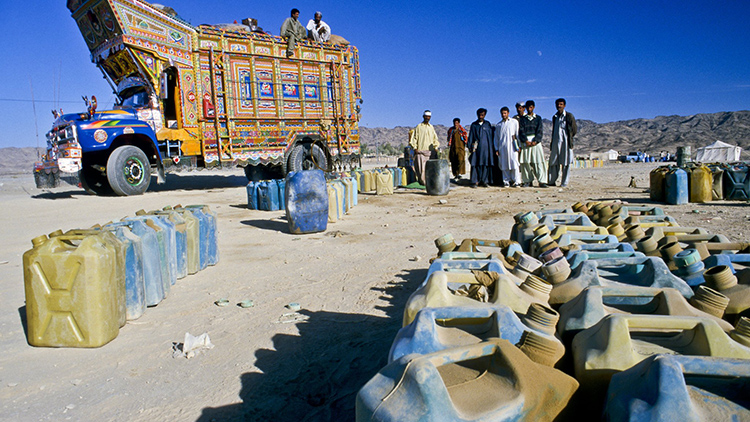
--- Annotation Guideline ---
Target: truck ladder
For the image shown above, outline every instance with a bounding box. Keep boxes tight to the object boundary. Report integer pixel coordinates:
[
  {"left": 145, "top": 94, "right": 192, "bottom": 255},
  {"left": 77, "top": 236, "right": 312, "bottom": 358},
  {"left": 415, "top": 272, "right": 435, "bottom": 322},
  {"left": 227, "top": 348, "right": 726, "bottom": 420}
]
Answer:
[
  {"left": 208, "top": 47, "right": 233, "bottom": 164},
  {"left": 329, "top": 61, "right": 349, "bottom": 155}
]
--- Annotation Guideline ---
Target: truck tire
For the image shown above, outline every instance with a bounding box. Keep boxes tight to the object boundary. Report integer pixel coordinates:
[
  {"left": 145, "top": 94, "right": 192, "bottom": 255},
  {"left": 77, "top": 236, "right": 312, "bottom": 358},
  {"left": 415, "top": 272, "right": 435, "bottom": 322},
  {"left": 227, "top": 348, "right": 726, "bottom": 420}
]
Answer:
[
  {"left": 287, "top": 143, "right": 328, "bottom": 173},
  {"left": 79, "top": 159, "right": 113, "bottom": 196},
  {"left": 106, "top": 145, "right": 151, "bottom": 196}
]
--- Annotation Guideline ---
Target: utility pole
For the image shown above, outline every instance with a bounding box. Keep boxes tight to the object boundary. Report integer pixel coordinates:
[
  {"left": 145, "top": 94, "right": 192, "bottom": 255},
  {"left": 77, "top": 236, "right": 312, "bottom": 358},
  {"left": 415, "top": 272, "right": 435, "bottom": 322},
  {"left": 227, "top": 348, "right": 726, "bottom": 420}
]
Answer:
[{"left": 29, "top": 78, "right": 40, "bottom": 159}]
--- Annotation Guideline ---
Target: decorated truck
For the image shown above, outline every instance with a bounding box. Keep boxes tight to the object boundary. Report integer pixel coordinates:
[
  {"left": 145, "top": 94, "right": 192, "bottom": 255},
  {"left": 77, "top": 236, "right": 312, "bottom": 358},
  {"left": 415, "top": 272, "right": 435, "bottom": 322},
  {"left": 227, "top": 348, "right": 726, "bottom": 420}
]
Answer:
[{"left": 34, "top": 0, "right": 362, "bottom": 195}]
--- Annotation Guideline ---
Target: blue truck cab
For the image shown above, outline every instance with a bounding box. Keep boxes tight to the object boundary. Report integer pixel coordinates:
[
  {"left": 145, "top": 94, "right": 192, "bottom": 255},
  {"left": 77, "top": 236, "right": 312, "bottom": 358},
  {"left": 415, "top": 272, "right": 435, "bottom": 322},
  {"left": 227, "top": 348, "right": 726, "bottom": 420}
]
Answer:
[{"left": 36, "top": 76, "right": 165, "bottom": 195}]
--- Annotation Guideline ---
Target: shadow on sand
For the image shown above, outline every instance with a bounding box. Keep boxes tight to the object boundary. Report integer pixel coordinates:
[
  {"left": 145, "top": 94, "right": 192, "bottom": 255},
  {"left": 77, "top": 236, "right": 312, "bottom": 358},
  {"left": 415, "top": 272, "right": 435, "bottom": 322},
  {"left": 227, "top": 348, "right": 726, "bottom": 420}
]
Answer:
[
  {"left": 149, "top": 173, "right": 248, "bottom": 192},
  {"left": 31, "top": 173, "right": 248, "bottom": 199},
  {"left": 240, "top": 219, "right": 288, "bottom": 233},
  {"left": 195, "top": 268, "right": 427, "bottom": 421}
]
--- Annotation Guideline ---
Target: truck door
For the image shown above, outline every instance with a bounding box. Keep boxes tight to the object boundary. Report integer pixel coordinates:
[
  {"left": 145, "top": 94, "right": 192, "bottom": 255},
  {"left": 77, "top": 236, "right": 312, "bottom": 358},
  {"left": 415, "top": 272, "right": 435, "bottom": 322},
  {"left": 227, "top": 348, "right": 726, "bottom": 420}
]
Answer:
[{"left": 160, "top": 67, "right": 181, "bottom": 128}]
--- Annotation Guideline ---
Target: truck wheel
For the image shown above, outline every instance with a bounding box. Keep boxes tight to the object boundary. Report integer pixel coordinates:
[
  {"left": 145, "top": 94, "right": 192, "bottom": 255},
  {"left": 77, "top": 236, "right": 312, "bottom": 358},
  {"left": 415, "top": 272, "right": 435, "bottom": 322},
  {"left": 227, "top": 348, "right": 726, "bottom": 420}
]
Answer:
[
  {"left": 79, "top": 160, "right": 113, "bottom": 196},
  {"left": 106, "top": 145, "right": 151, "bottom": 196},
  {"left": 287, "top": 143, "right": 328, "bottom": 173}
]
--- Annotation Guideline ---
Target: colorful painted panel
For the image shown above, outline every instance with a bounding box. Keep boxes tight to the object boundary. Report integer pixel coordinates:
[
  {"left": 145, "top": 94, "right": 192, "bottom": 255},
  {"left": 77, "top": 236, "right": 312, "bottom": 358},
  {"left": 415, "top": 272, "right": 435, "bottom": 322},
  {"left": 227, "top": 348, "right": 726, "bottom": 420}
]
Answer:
[
  {"left": 283, "top": 101, "right": 302, "bottom": 118},
  {"left": 93, "top": 1, "right": 118, "bottom": 37},
  {"left": 280, "top": 71, "right": 297, "bottom": 82},
  {"left": 133, "top": 50, "right": 158, "bottom": 78},
  {"left": 304, "top": 102, "right": 323, "bottom": 118},
  {"left": 100, "top": 50, "right": 139, "bottom": 83},
  {"left": 258, "top": 101, "right": 276, "bottom": 117},
  {"left": 76, "top": 14, "right": 98, "bottom": 49},
  {"left": 303, "top": 85, "right": 319, "bottom": 100},
  {"left": 255, "top": 60, "right": 275, "bottom": 101},
  {"left": 121, "top": 35, "right": 192, "bottom": 66},
  {"left": 254, "top": 45, "right": 272, "bottom": 55},
  {"left": 230, "top": 60, "right": 255, "bottom": 117},
  {"left": 230, "top": 43, "right": 248, "bottom": 53},
  {"left": 113, "top": 1, "right": 191, "bottom": 50},
  {"left": 259, "top": 82, "right": 274, "bottom": 99},
  {"left": 180, "top": 69, "right": 198, "bottom": 127},
  {"left": 282, "top": 84, "right": 300, "bottom": 99}
]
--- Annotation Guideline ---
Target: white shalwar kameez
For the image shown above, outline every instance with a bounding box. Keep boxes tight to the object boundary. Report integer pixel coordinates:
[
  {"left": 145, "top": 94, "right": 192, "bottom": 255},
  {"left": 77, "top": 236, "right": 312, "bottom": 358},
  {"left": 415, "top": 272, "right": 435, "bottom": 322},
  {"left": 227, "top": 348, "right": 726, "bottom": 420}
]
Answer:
[{"left": 493, "top": 118, "right": 521, "bottom": 186}]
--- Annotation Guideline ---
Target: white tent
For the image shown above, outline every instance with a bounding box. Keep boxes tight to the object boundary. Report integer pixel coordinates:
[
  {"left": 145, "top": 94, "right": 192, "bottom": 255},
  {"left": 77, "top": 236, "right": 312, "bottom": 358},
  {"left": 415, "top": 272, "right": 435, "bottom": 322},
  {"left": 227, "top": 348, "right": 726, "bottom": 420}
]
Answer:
[
  {"left": 589, "top": 150, "right": 619, "bottom": 161},
  {"left": 605, "top": 149, "right": 619, "bottom": 161},
  {"left": 695, "top": 140, "right": 742, "bottom": 162}
]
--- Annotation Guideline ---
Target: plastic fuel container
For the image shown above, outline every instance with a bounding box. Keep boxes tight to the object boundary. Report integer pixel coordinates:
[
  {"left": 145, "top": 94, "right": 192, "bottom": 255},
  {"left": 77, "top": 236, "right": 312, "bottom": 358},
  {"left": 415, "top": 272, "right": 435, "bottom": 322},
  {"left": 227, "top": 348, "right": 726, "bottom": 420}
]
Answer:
[
  {"left": 388, "top": 304, "right": 563, "bottom": 364},
  {"left": 356, "top": 339, "right": 578, "bottom": 422},
  {"left": 23, "top": 234, "right": 123, "bottom": 347},
  {"left": 102, "top": 224, "right": 145, "bottom": 320},
  {"left": 605, "top": 354, "right": 750, "bottom": 422},
  {"left": 285, "top": 170, "right": 328, "bottom": 234},
  {"left": 107, "top": 220, "right": 165, "bottom": 306},
  {"left": 572, "top": 314, "right": 750, "bottom": 391},
  {"left": 557, "top": 286, "right": 733, "bottom": 341},
  {"left": 549, "top": 256, "right": 694, "bottom": 305},
  {"left": 184, "top": 205, "right": 219, "bottom": 266}
]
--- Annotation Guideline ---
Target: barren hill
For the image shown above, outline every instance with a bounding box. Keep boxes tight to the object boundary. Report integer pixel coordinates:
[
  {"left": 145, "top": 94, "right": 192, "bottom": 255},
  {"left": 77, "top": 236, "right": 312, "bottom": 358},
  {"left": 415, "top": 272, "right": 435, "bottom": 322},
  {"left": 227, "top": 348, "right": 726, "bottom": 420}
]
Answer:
[
  {"left": 360, "top": 110, "right": 750, "bottom": 157},
  {"left": 0, "top": 147, "right": 44, "bottom": 175}
]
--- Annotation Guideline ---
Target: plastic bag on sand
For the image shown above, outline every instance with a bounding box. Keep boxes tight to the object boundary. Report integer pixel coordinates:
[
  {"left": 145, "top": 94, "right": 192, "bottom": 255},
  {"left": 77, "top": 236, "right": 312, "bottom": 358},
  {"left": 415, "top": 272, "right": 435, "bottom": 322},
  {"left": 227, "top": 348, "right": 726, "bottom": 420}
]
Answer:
[{"left": 173, "top": 332, "right": 214, "bottom": 359}]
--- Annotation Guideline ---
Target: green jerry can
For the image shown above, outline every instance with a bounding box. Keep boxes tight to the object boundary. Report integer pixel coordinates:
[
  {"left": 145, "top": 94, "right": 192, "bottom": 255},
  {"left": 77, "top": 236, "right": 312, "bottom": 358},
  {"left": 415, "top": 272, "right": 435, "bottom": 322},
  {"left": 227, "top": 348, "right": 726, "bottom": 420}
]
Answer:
[{"left": 23, "top": 234, "right": 124, "bottom": 347}]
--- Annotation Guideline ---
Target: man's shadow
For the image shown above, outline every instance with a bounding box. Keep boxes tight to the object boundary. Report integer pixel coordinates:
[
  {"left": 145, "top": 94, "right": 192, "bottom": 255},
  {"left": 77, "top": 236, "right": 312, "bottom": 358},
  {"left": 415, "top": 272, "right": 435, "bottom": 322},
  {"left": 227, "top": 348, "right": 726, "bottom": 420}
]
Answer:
[{"left": 196, "top": 268, "right": 427, "bottom": 421}]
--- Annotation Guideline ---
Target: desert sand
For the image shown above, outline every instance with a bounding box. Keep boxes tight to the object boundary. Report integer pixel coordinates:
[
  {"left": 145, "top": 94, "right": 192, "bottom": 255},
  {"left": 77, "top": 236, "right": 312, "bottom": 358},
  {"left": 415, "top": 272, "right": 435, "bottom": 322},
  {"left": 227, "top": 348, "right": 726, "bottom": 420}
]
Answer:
[{"left": 0, "top": 160, "right": 748, "bottom": 421}]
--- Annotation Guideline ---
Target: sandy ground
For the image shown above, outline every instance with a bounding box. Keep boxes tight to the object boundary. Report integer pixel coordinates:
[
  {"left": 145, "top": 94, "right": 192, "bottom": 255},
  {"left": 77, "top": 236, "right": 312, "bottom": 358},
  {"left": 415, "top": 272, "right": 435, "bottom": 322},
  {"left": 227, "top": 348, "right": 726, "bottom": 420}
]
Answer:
[{"left": 1, "top": 160, "right": 748, "bottom": 421}]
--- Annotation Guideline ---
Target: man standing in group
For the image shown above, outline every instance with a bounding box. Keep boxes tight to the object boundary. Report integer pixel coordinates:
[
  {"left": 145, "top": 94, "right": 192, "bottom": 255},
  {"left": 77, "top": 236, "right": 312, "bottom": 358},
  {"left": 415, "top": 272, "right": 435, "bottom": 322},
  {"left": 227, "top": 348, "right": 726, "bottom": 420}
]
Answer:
[
  {"left": 494, "top": 107, "right": 520, "bottom": 187},
  {"left": 548, "top": 98, "right": 577, "bottom": 187},
  {"left": 447, "top": 118, "right": 468, "bottom": 182},
  {"left": 409, "top": 110, "right": 439, "bottom": 185},
  {"left": 280, "top": 8, "right": 307, "bottom": 58},
  {"left": 468, "top": 108, "right": 495, "bottom": 187},
  {"left": 306, "top": 11, "right": 331, "bottom": 42},
  {"left": 514, "top": 101, "right": 526, "bottom": 121},
  {"left": 518, "top": 100, "right": 547, "bottom": 187}
]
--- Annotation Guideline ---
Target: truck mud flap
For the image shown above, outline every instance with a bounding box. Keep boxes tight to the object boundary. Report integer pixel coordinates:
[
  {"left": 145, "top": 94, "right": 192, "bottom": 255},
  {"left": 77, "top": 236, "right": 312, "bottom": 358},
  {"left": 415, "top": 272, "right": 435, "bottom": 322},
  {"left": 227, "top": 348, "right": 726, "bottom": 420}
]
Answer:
[{"left": 33, "top": 170, "right": 80, "bottom": 189}]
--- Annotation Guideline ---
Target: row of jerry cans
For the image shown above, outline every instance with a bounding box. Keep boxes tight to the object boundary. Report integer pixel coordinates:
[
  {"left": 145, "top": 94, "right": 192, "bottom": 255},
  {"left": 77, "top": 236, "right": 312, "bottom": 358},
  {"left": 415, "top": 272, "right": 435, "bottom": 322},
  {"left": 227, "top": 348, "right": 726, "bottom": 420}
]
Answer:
[
  {"left": 246, "top": 179, "right": 286, "bottom": 211},
  {"left": 572, "top": 158, "right": 604, "bottom": 168},
  {"left": 650, "top": 162, "right": 750, "bottom": 204},
  {"left": 22, "top": 205, "right": 219, "bottom": 348},
  {"left": 352, "top": 167, "right": 412, "bottom": 194},
  {"left": 326, "top": 176, "right": 358, "bottom": 222}
]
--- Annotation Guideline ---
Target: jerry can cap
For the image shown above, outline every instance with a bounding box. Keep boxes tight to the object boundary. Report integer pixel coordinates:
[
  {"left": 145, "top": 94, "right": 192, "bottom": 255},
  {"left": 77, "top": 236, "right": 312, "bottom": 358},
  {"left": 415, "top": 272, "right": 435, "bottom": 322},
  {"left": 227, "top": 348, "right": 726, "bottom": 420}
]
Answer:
[{"left": 673, "top": 249, "right": 701, "bottom": 267}]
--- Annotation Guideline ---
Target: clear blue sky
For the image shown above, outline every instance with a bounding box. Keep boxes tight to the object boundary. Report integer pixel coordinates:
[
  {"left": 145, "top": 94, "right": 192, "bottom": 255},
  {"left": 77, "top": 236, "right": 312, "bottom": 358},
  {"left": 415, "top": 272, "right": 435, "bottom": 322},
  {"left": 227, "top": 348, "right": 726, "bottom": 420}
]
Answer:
[{"left": 1, "top": 0, "right": 749, "bottom": 148}]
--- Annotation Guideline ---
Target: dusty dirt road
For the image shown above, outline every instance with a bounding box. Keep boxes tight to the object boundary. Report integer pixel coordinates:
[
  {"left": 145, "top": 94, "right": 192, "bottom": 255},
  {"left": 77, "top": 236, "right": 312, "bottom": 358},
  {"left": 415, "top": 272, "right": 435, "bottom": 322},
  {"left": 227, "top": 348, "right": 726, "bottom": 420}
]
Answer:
[{"left": 0, "top": 161, "right": 748, "bottom": 421}]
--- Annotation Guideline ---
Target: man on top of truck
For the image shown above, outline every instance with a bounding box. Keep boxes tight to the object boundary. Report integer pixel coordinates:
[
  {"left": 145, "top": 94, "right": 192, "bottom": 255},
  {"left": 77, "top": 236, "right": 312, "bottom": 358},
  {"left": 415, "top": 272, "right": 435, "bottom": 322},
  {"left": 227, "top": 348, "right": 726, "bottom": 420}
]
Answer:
[
  {"left": 306, "top": 11, "right": 331, "bottom": 43},
  {"left": 280, "top": 8, "right": 307, "bottom": 57}
]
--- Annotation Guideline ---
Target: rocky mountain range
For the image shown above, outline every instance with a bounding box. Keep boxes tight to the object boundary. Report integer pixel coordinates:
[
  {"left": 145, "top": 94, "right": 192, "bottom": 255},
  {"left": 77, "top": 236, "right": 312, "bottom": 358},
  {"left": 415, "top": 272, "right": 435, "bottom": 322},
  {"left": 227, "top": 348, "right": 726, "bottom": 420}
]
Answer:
[
  {"left": 359, "top": 110, "right": 750, "bottom": 157},
  {"left": 1, "top": 111, "right": 747, "bottom": 175}
]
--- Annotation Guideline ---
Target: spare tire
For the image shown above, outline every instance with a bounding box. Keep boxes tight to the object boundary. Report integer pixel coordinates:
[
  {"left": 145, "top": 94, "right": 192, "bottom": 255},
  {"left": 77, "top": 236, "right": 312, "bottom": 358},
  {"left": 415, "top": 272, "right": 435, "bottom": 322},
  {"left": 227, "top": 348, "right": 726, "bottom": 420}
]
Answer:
[{"left": 287, "top": 143, "right": 328, "bottom": 173}]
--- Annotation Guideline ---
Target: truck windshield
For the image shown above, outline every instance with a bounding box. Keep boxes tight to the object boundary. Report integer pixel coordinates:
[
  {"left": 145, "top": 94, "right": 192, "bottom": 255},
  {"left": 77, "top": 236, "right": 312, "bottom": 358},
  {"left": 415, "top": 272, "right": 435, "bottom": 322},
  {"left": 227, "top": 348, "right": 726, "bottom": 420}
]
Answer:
[{"left": 120, "top": 89, "right": 150, "bottom": 108}]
